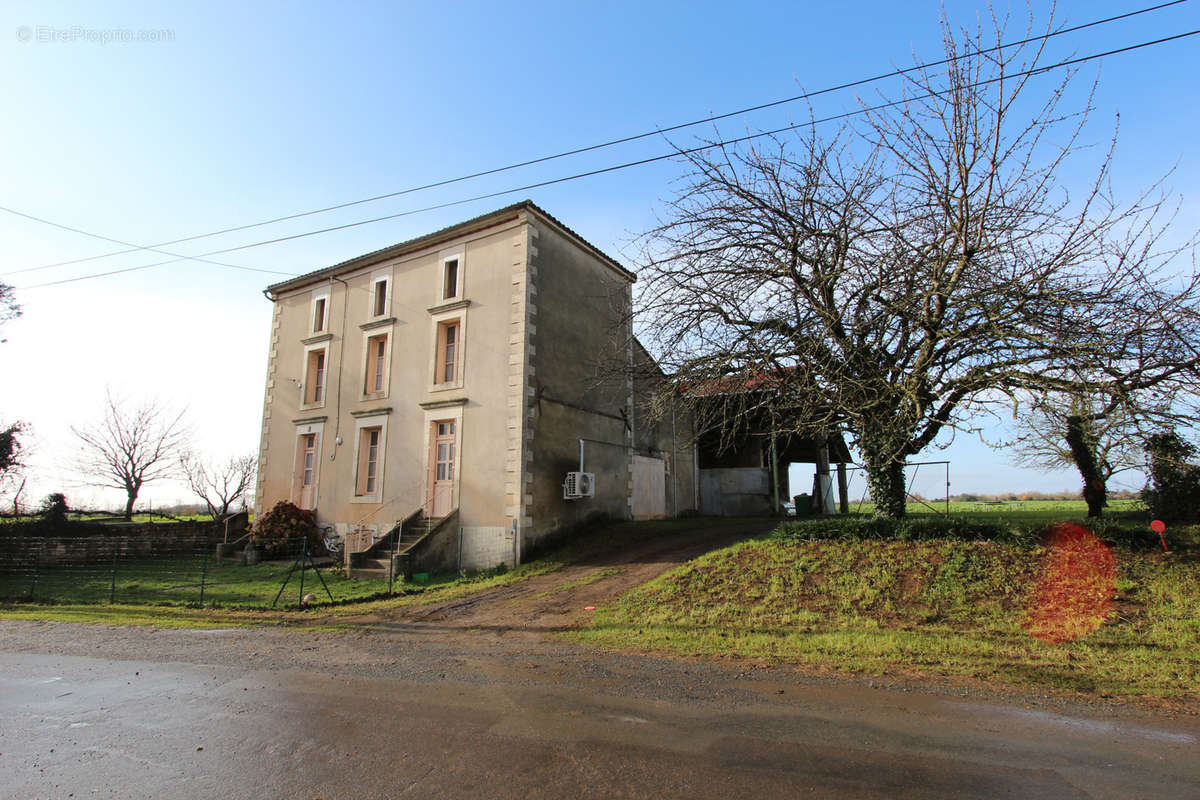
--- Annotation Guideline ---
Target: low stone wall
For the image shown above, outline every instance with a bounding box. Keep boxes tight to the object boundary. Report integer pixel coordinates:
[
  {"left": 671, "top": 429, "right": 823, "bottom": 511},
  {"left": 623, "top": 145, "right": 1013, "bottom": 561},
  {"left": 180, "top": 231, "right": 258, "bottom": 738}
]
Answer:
[
  {"left": 0, "top": 520, "right": 220, "bottom": 569},
  {"left": 409, "top": 511, "right": 462, "bottom": 575}
]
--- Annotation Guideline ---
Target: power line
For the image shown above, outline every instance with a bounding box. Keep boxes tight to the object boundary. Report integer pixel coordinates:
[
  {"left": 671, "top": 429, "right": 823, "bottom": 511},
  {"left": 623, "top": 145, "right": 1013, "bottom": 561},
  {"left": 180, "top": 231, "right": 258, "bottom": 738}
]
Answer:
[
  {"left": 15, "top": 25, "right": 1200, "bottom": 291},
  {"left": 2, "top": 0, "right": 1188, "bottom": 279},
  {"left": 0, "top": 205, "right": 294, "bottom": 277}
]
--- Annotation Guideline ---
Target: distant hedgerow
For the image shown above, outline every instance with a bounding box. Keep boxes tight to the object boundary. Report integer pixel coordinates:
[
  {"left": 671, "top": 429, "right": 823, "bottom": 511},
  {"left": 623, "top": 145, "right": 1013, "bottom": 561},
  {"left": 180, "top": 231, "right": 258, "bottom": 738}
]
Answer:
[{"left": 770, "top": 515, "right": 1160, "bottom": 549}]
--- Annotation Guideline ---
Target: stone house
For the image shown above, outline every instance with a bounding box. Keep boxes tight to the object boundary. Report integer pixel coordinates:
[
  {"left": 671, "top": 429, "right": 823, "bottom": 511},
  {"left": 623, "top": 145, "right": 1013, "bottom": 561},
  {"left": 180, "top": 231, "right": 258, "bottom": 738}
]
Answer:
[{"left": 254, "top": 201, "right": 696, "bottom": 573}]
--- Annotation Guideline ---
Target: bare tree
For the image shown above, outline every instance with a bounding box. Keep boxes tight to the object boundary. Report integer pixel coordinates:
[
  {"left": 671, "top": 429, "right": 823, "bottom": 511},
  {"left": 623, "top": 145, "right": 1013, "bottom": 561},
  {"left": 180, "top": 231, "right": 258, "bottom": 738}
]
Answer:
[
  {"left": 179, "top": 450, "right": 257, "bottom": 521},
  {"left": 0, "top": 421, "right": 27, "bottom": 514},
  {"left": 1008, "top": 386, "right": 1178, "bottom": 517},
  {"left": 1010, "top": 268, "right": 1200, "bottom": 519},
  {"left": 0, "top": 282, "right": 18, "bottom": 344},
  {"left": 8, "top": 476, "right": 27, "bottom": 516},
  {"left": 0, "top": 285, "right": 24, "bottom": 512},
  {"left": 72, "top": 392, "right": 190, "bottom": 520},
  {"left": 635, "top": 7, "right": 1200, "bottom": 517},
  {"left": 0, "top": 421, "right": 24, "bottom": 478}
]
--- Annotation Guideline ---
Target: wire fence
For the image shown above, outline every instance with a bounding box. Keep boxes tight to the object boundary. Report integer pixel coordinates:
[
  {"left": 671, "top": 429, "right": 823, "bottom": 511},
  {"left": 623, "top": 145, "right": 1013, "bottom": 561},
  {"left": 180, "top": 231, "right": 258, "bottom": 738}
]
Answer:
[{"left": 0, "top": 528, "right": 395, "bottom": 609}]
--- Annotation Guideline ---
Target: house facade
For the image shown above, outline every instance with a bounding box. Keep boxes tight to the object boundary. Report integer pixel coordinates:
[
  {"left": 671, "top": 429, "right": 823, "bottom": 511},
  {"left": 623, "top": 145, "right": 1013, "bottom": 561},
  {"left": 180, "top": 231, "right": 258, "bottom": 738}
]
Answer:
[{"left": 254, "top": 202, "right": 697, "bottom": 571}]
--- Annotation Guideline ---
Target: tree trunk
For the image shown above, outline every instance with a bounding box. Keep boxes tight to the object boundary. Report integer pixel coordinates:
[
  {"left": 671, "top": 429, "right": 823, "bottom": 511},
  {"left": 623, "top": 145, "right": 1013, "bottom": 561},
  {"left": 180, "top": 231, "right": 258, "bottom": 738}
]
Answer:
[
  {"left": 1082, "top": 480, "right": 1106, "bottom": 519},
  {"left": 123, "top": 493, "right": 136, "bottom": 521},
  {"left": 860, "top": 440, "right": 907, "bottom": 518},
  {"left": 1064, "top": 414, "right": 1106, "bottom": 518},
  {"left": 12, "top": 476, "right": 25, "bottom": 516}
]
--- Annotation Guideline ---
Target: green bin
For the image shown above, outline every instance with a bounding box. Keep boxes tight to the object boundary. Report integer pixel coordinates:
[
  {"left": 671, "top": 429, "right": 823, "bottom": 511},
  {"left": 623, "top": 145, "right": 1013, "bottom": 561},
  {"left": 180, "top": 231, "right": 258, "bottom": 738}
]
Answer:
[{"left": 793, "top": 494, "right": 812, "bottom": 516}]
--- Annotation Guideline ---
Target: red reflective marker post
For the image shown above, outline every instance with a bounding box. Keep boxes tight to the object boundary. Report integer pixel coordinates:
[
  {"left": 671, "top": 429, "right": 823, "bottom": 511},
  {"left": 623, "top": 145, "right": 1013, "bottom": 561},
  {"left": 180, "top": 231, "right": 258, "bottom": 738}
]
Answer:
[{"left": 1150, "top": 519, "right": 1169, "bottom": 552}]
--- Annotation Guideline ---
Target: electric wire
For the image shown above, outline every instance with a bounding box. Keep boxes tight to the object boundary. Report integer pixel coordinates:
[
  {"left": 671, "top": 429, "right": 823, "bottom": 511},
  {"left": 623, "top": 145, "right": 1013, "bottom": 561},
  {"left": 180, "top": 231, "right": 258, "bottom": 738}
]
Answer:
[
  {"left": 0, "top": 205, "right": 293, "bottom": 277},
  {"left": 17, "top": 26, "right": 1197, "bottom": 291},
  {"left": 2, "top": 0, "right": 1188, "bottom": 280}
]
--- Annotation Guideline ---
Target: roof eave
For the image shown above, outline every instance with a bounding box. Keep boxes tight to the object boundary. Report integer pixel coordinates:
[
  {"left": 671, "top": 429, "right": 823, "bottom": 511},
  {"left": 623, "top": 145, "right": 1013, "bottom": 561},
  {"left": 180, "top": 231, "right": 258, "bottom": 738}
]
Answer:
[{"left": 263, "top": 200, "right": 634, "bottom": 298}]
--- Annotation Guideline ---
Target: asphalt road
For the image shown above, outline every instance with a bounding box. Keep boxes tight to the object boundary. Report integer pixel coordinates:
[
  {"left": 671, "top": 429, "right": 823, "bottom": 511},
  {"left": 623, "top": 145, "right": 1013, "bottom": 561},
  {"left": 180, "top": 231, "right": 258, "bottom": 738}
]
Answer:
[{"left": 2, "top": 624, "right": 1197, "bottom": 800}]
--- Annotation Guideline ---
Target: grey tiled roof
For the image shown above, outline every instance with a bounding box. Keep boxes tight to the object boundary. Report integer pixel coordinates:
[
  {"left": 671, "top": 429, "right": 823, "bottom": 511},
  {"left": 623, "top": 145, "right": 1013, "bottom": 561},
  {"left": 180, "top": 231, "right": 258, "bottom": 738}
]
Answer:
[{"left": 264, "top": 200, "right": 635, "bottom": 295}]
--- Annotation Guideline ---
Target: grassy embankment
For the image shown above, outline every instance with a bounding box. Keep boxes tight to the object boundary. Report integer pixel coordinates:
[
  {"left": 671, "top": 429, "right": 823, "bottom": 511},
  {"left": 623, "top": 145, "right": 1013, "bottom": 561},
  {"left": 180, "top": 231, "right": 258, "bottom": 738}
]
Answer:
[
  {"left": 571, "top": 503, "right": 1200, "bottom": 701},
  {"left": 0, "top": 518, "right": 689, "bottom": 628}
]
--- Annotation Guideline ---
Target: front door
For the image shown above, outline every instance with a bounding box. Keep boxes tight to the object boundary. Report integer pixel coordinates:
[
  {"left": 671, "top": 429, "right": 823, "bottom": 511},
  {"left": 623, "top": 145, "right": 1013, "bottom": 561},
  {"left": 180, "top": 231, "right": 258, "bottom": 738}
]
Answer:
[
  {"left": 294, "top": 433, "right": 318, "bottom": 509},
  {"left": 429, "top": 420, "right": 456, "bottom": 517}
]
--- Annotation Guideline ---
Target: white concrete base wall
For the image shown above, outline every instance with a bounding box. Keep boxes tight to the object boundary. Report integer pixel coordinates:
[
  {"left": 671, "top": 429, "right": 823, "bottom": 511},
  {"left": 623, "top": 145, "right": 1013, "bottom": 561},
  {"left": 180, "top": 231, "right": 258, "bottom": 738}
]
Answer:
[
  {"left": 459, "top": 525, "right": 515, "bottom": 571},
  {"left": 699, "top": 468, "right": 773, "bottom": 516}
]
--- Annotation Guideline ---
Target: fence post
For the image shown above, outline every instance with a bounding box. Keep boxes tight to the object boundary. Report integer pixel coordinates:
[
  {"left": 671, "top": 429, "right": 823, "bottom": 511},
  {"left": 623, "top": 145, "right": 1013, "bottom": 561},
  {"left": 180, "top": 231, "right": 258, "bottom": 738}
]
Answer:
[
  {"left": 199, "top": 534, "right": 210, "bottom": 606},
  {"left": 109, "top": 537, "right": 119, "bottom": 604},
  {"left": 297, "top": 543, "right": 306, "bottom": 608},
  {"left": 29, "top": 539, "right": 43, "bottom": 600}
]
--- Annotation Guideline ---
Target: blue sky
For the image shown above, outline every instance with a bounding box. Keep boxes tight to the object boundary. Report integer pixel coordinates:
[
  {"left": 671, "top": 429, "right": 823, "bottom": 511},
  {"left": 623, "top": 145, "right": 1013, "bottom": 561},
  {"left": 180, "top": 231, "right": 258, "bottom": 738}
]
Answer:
[{"left": 1, "top": 0, "right": 1196, "bottom": 507}]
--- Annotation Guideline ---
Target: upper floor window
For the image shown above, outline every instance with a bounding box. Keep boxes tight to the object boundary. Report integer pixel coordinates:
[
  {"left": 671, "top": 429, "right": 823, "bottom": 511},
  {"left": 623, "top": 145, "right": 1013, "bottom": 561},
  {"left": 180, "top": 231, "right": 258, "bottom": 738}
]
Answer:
[
  {"left": 372, "top": 278, "right": 389, "bottom": 317},
  {"left": 364, "top": 333, "right": 389, "bottom": 395},
  {"left": 442, "top": 258, "right": 459, "bottom": 300},
  {"left": 435, "top": 320, "right": 460, "bottom": 384},
  {"left": 311, "top": 293, "right": 329, "bottom": 333},
  {"left": 304, "top": 347, "right": 327, "bottom": 405}
]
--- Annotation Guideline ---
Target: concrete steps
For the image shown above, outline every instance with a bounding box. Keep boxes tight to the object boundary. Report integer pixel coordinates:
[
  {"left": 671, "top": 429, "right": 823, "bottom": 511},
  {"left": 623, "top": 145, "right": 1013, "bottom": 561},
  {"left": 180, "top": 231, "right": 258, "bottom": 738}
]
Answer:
[{"left": 347, "top": 514, "right": 445, "bottom": 580}]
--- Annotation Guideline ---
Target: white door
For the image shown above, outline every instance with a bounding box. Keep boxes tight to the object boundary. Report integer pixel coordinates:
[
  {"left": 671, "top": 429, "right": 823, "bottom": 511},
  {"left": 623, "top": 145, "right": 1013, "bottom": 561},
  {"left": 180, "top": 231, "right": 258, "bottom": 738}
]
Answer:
[{"left": 632, "top": 455, "right": 667, "bottom": 519}]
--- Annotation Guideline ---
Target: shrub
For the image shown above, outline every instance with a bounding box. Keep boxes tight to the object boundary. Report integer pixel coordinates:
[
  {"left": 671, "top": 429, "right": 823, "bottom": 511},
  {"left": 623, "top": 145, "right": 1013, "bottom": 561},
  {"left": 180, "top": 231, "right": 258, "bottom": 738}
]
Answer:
[
  {"left": 1141, "top": 431, "right": 1200, "bottom": 524},
  {"left": 39, "top": 492, "right": 69, "bottom": 526},
  {"left": 250, "top": 500, "right": 316, "bottom": 558}
]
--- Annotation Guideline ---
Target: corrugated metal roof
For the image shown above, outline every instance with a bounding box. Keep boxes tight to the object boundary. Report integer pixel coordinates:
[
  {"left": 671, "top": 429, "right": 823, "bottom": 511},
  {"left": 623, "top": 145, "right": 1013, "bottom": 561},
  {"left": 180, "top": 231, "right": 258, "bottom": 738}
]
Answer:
[{"left": 264, "top": 200, "right": 635, "bottom": 296}]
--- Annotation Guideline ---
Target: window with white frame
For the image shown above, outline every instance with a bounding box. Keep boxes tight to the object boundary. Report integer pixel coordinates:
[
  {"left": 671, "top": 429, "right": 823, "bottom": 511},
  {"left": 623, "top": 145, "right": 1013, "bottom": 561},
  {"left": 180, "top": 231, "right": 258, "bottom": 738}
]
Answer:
[
  {"left": 371, "top": 276, "right": 390, "bottom": 318},
  {"left": 303, "top": 346, "right": 328, "bottom": 406},
  {"left": 311, "top": 293, "right": 329, "bottom": 334},
  {"left": 434, "top": 319, "right": 460, "bottom": 384},
  {"left": 440, "top": 254, "right": 462, "bottom": 301},
  {"left": 356, "top": 426, "right": 382, "bottom": 496},
  {"left": 351, "top": 415, "right": 388, "bottom": 502},
  {"left": 428, "top": 306, "right": 467, "bottom": 390},
  {"left": 363, "top": 332, "right": 389, "bottom": 396}
]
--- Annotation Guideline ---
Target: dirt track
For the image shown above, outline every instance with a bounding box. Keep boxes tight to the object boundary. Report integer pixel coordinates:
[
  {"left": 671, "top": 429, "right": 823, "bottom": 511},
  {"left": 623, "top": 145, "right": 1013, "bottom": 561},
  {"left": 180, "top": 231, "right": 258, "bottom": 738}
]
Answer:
[{"left": 347, "top": 518, "right": 773, "bottom": 636}]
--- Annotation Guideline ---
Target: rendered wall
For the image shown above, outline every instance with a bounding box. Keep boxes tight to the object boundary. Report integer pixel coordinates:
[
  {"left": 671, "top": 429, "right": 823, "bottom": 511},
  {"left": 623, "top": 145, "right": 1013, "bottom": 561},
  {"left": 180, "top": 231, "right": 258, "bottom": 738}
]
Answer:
[
  {"left": 630, "top": 343, "right": 698, "bottom": 517},
  {"left": 523, "top": 220, "right": 635, "bottom": 549},
  {"left": 255, "top": 216, "right": 528, "bottom": 545}
]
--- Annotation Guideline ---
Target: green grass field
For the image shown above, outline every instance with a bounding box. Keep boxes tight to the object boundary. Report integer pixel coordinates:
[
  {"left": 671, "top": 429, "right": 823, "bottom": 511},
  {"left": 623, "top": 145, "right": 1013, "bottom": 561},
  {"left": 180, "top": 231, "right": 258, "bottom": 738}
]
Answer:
[
  {"left": 570, "top": 509, "right": 1200, "bottom": 701},
  {"left": 847, "top": 497, "right": 1144, "bottom": 522},
  {"left": 0, "top": 518, "right": 706, "bottom": 625},
  {"left": 0, "top": 557, "right": 393, "bottom": 608}
]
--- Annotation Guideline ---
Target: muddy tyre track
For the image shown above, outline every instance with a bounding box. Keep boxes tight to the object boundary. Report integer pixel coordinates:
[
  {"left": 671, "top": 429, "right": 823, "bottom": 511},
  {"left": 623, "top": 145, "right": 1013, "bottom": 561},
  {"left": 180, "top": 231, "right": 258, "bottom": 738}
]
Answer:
[{"left": 384, "top": 519, "right": 774, "bottom": 636}]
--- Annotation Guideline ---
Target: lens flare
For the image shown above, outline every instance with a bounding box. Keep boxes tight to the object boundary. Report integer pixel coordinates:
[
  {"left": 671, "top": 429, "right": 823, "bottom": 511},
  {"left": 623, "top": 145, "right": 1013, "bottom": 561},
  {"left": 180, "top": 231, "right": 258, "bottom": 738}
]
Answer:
[{"left": 1024, "top": 523, "right": 1116, "bottom": 643}]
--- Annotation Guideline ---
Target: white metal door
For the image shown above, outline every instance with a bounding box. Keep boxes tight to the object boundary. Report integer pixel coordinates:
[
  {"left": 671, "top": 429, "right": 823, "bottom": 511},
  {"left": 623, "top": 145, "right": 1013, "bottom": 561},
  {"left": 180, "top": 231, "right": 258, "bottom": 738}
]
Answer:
[{"left": 632, "top": 455, "right": 667, "bottom": 519}]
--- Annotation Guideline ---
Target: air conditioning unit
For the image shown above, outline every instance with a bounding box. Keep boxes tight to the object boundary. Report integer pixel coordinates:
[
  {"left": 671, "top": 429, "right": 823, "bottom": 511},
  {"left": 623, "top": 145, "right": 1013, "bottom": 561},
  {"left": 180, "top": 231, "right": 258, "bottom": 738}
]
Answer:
[{"left": 562, "top": 471, "right": 595, "bottom": 500}]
